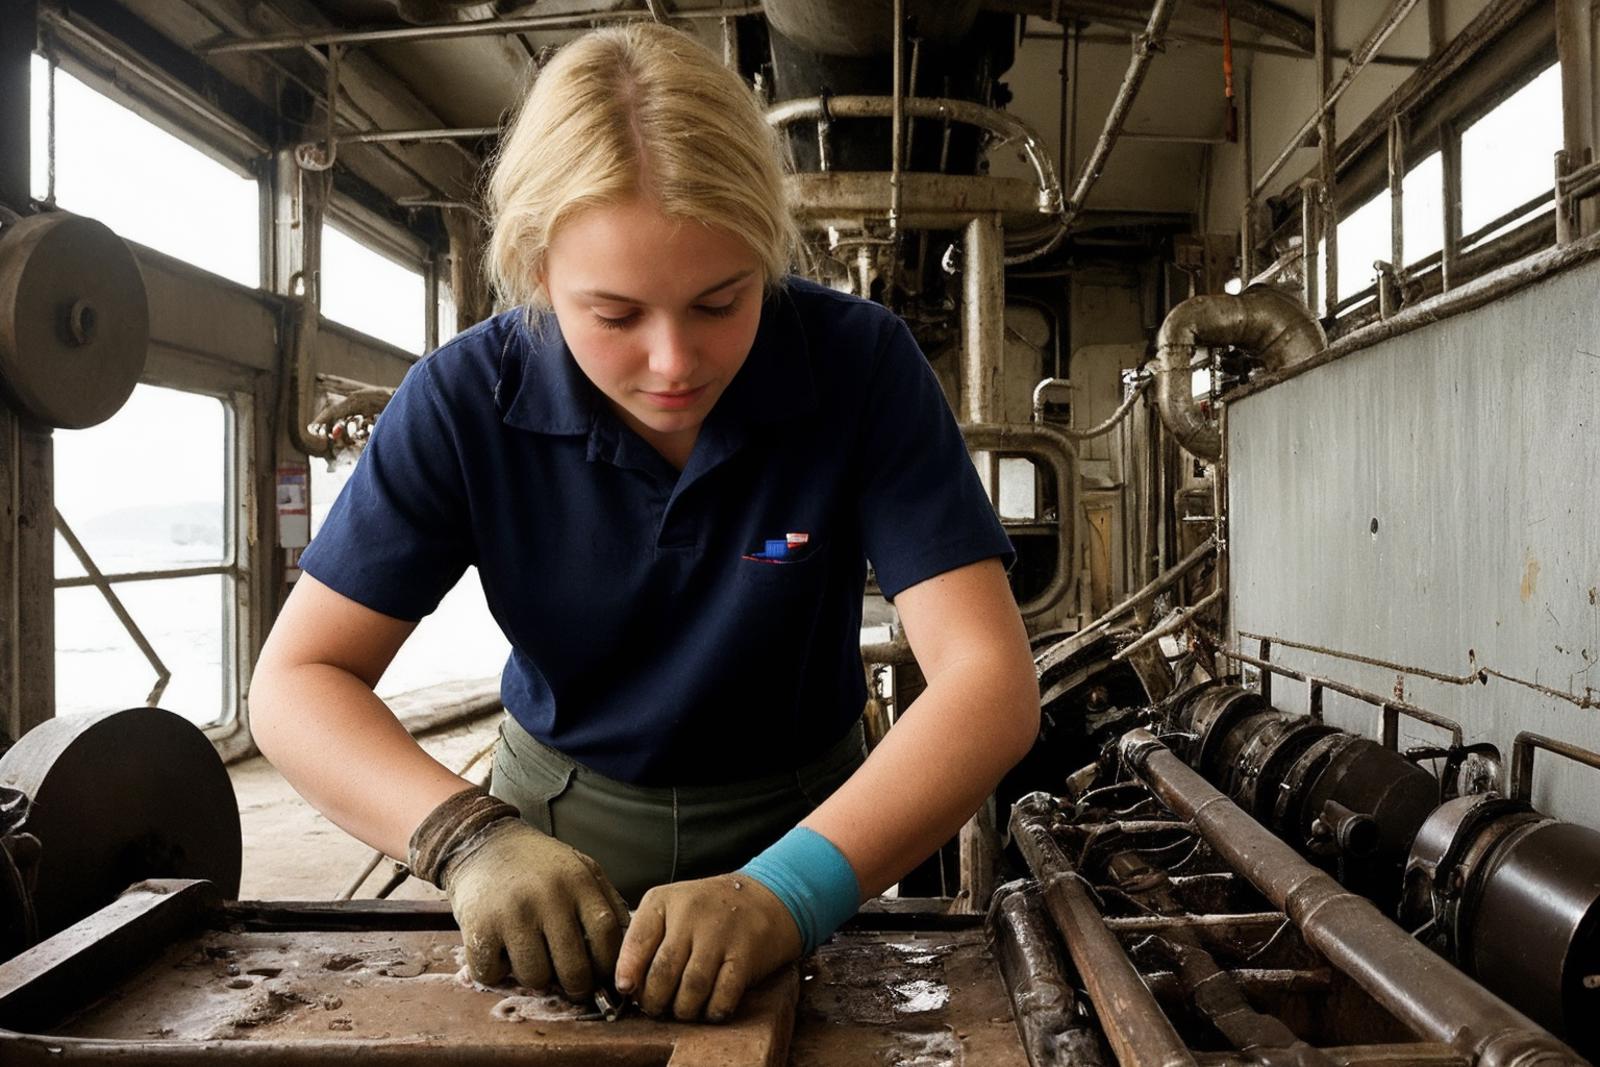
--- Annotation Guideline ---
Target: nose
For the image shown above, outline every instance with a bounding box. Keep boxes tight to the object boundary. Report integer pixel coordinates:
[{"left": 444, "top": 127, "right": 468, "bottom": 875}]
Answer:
[{"left": 647, "top": 317, "right": 698, "bottom": 384}]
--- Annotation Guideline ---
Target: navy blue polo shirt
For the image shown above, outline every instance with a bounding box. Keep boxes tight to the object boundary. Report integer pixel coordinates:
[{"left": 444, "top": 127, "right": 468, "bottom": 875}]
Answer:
[{"left": 299, "top": 276, "right": 1013, "bottom": 785}]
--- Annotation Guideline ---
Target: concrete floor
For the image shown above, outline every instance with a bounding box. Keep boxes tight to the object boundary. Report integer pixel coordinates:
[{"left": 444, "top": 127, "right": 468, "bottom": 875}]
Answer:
[{"left": 230, "top": 711, "right": 502, "bottom": 902}]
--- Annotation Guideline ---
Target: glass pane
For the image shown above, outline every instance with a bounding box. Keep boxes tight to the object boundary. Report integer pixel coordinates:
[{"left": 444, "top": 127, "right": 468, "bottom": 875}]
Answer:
[
  {"left": 997, "top": 457, "right": 1037, "bottom": 521},
  {"left": 29, "top": 56, "right": 260, "bottom": 287},
  {"left": 54, "top": 385, "right": 227, "bottom": 576},
  {"left": 375, "top": 570, "right": 512, "bottom": 700},
  {"left": 1336, "top": 191, "right": 1391, "bottom": 303},
  {"left": 310, "top": 454, "right": 356, "bottom": 537},
  {"left": 57, "top": 574, "right": 227, "bottom": 727},
  {"left": 321, "top": 224, "right": 427, "bottom": 353},
  {"left": 1461, "top": 65, "right": 1561, "bottom": 237},
  {"left": 1402, "top": 152, "right": 1444, "bottom": 267},
  {"left": 312, "top": 453, "right": 509, "bottom": 697}
]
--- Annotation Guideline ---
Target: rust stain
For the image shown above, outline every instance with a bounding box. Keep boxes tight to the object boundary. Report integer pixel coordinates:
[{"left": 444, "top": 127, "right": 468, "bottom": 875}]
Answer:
[
  {"left": 1520, "top": 554, "right": 1540, "bottom": 603},
  {"left": 1590, "top": 587, "right": 1598, "bottom": 606}
]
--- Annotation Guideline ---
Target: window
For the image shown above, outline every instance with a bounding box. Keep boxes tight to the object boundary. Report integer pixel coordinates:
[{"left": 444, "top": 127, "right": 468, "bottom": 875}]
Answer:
[
  {"left": 997, "top": 458, "right": 1038, "bottom": 521},
  {"left": 28, "top": 56, "right": 260, "bottom": 287},
  {"left": 310, "top": 460, "right": 510, "bottom": 698},
  {"left": 54, "top": 386, "right": 238, "bottom": 727},
  {"left": 1461, "top": 64, "right": 1560, "bottom": 245},
  {"left": 1334, "top": 192, "right": 1392, "bottom": 306},
  {"left": 1402, "top": 152, "right": 1444, "bottom": 267},
  {"left": 320, "top": 224, "right": 428, "bottom": 353},
  {"left": 437, "top": 283, "right": 461, "bottom": 348}
]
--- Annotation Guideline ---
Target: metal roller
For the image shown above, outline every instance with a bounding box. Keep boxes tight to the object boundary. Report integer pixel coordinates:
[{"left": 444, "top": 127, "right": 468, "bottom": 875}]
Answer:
[
  {"left": 1403, "top": 795, "right": 1600, "bottom": 1059},
  {"left": 0, "top": 707, "right": 241, "bottom": 943},
  {"left": 0, "top": 211, "right": 149, "bottom": 430}
]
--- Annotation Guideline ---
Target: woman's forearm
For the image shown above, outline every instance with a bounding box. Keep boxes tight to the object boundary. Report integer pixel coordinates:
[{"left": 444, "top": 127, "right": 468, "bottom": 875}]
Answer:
[
  {"left": 800, "top": 651, "right": 1039, "bottom": 897},
  {"left": 249, "top": 662, "right": 475, "bottom": 860}
]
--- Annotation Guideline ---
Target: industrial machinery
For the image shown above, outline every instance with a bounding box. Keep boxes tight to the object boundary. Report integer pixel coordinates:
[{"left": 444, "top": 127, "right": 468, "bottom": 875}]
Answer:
[
  {"left": 984, "top": 634, "right": 1600, "bottom": 1065},
  {"left": 4, "top": 0, "right": 1600, "bottom": 1063}
]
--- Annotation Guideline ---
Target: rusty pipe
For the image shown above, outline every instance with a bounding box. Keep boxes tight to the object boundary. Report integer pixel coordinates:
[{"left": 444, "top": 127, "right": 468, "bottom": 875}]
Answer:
[
  {"left": 987, "top": 880, "right": 1111, "bottom": 1067},
  {"left": 1154, "top": 286, "right": 1325, "bottom": 460},
  {"left": 1010, "top": 793, "right": 1198, "bottom": 1067},
  {"left": 1117, "top": 728, "right": 1586, "bottom": 1067},
  {"left": 1007, "top": 0, "right": 1178, "bottom": 266}
]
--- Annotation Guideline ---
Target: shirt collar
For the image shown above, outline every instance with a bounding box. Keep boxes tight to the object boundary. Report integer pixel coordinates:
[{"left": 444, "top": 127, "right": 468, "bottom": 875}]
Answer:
[{"left": 498, "top": 282, "right": 817, "bottom": 437}]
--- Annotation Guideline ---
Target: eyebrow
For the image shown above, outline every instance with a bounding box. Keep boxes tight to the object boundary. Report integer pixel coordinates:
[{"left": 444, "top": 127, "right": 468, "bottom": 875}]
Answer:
[{"left": 575, "top": 269, "right": 754, "bottom": 305}]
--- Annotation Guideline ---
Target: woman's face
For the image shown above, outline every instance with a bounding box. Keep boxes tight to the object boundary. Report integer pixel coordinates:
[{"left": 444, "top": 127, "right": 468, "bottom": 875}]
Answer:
[{"left": 542, "top": 197, "right": 765, "bottom": 464}]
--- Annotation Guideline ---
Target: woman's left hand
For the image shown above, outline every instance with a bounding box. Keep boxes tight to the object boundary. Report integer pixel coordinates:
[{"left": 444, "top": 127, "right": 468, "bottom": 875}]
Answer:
[{"left": 614, "top": 873, "right": 802, "bottom": 1022}]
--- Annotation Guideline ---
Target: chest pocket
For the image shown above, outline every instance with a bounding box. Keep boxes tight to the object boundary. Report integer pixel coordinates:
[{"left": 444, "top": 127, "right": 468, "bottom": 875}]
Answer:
[{"left": 732, "top": 541, "right": 832, "bottom": 649}]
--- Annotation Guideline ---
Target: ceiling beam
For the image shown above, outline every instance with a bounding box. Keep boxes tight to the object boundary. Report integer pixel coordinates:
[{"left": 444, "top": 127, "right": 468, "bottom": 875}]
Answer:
[{"left": 987, "top": 0, "right": 1315, "bottom": 54}]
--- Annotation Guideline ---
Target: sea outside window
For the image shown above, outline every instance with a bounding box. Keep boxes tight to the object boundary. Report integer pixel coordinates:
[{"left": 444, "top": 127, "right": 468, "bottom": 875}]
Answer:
[
  {"left": 28, "top": 55, "right": 259, "bottom": 287},
  {"left": 310, "top": 460, "right": 509, "bottom": 699},
  {"left": 54, "top": 386, "right": 235, "bottom": 727},
  {"left": 320, "top": 224, "right": 428, "bottom": 354}
]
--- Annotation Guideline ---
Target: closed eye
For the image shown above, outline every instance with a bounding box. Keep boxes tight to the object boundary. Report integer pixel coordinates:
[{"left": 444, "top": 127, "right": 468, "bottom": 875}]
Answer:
[{"left": 593, "top": 312, "right": 639, "bottom": 331}]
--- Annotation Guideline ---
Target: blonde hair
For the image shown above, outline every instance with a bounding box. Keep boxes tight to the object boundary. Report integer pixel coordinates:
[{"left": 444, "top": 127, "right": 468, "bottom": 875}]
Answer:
[{"left": 486, "top": 23, "right": 797, "bottom": 312}]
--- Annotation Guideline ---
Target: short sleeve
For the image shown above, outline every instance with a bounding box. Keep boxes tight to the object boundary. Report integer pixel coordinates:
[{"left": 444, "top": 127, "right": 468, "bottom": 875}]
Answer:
[
  {"left": 855, "top": 319, "right": 1014, "bottom": 600},
  {"left": 298, "top": 359, "right": 473, "bottom": 621}
]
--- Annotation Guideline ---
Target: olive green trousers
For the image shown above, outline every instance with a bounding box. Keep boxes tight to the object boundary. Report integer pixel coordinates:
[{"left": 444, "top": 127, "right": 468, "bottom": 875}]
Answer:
[{"left": 488, "top": 714, "right": 866, "bottom": 906}]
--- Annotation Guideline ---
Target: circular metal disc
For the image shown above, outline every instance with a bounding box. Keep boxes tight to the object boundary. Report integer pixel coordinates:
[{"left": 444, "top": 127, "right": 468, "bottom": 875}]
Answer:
[
  {"left": 0, "top": 706, "right": 241, "bottom": 940},
  {"left": 0, "top": 212, "right": 149, "bottom": 429}
]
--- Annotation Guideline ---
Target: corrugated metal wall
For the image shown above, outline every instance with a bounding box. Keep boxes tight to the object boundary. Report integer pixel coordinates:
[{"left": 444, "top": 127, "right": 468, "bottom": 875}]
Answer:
[{"left": 1229, "top": 255, "right": 1600, "bottom": 826}]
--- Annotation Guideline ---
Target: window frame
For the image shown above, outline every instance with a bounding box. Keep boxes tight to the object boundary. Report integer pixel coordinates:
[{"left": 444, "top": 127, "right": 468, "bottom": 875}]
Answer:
[
  {"left": 1253, "top": 7, "right": 1559, "bottom": 334},
  {"left": 51, "top": 378, "right": 256, "bottom": 750}
]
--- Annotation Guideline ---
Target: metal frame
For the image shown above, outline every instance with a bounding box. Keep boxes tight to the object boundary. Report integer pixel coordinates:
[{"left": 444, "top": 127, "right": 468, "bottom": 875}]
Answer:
[
  {"left": 1509, "top": 731, "right": 1600, "bottom": 804},
  {"left": 1242, "top": 0, "right": 1563, "bottom": 332},
  {"left": 1220, "top": 638, "right": 1467, "bottom": 753}
]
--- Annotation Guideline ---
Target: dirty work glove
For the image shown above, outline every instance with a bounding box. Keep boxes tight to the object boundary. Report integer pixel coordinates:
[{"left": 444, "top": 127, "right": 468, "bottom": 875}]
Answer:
[
  {"left": 408, "top": 787, "right": 630, "bottom": 998},
  {"left": 614, "top": 872, "right": 804, "bottom": 1023},
  {"left": 614, "top": 827, "right": 861, "bottom": 1022}
]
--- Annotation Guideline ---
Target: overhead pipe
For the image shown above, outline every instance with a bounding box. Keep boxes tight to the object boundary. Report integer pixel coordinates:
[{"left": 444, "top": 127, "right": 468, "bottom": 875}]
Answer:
[
  {"left": 1005, "top": 0, "right": 1178, "bottom": 265},
  {"left": 1153, "top": 286, "right": 1325, "bottom": 460},
  {"left": 1118, "top": 728, "right": 1586, "bottom": 1067},
  {"left": 1249, "top": 0, "right": 1422, "bottom": 199},
  {"left": 204, "top": 4, "right": 768, "bottom": 53}
]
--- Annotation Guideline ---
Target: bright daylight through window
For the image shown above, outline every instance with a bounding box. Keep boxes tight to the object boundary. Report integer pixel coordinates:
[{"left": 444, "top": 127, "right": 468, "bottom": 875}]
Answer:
[
  {"left": 28, "top": 56, "right": 259, "bottom": 287},
  {"left": 320, "top": 224, "right": 427, "bottom": 353},
  {"left": 54, "top": 386, "right": 232, "bottom": 727},
  {"left": 311, "top": 462, "right": 510, "bottom": 700}
]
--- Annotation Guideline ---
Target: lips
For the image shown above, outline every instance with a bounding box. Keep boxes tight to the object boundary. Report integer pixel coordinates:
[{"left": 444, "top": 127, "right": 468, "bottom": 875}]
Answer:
[{"left": 641, "top": 385, "right": 707, "bottom": 410}]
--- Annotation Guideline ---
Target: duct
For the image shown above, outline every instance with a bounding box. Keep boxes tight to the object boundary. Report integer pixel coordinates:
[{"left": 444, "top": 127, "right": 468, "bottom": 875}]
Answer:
[
  {"left": 762, "top": 0, "right": 980, "bottom": 58},
  {"left": 962, "top": 423, "right": 1078, "bottom": 622},
  {"left": 1154, "top": 286, "right": 1326, "bottom": 461}
]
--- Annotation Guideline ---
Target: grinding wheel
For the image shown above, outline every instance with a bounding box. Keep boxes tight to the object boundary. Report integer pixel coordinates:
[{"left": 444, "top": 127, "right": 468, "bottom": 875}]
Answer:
[
  {"left": 0, "top": 211, "right": 149, "bottom": 429},
  {"left": 0, "top": 707, "right": 241, "bottom": 940}
]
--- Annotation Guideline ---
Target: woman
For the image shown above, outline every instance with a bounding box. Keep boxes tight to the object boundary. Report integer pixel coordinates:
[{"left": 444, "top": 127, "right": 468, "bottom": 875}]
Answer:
[{"left": 249, "top": 22, "right": 1039, "bottom": 1024}]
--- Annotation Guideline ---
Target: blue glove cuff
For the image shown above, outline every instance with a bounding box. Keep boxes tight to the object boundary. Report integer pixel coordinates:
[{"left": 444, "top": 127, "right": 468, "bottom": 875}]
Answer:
[{"left": 739, "top": 826, "right": 861, "bottom": 954}]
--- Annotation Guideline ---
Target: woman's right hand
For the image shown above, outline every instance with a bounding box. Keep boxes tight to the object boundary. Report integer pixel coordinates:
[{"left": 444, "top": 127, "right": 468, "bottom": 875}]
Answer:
[{"left": 444, "top": 819, "right": 631, "bottom": 997}]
